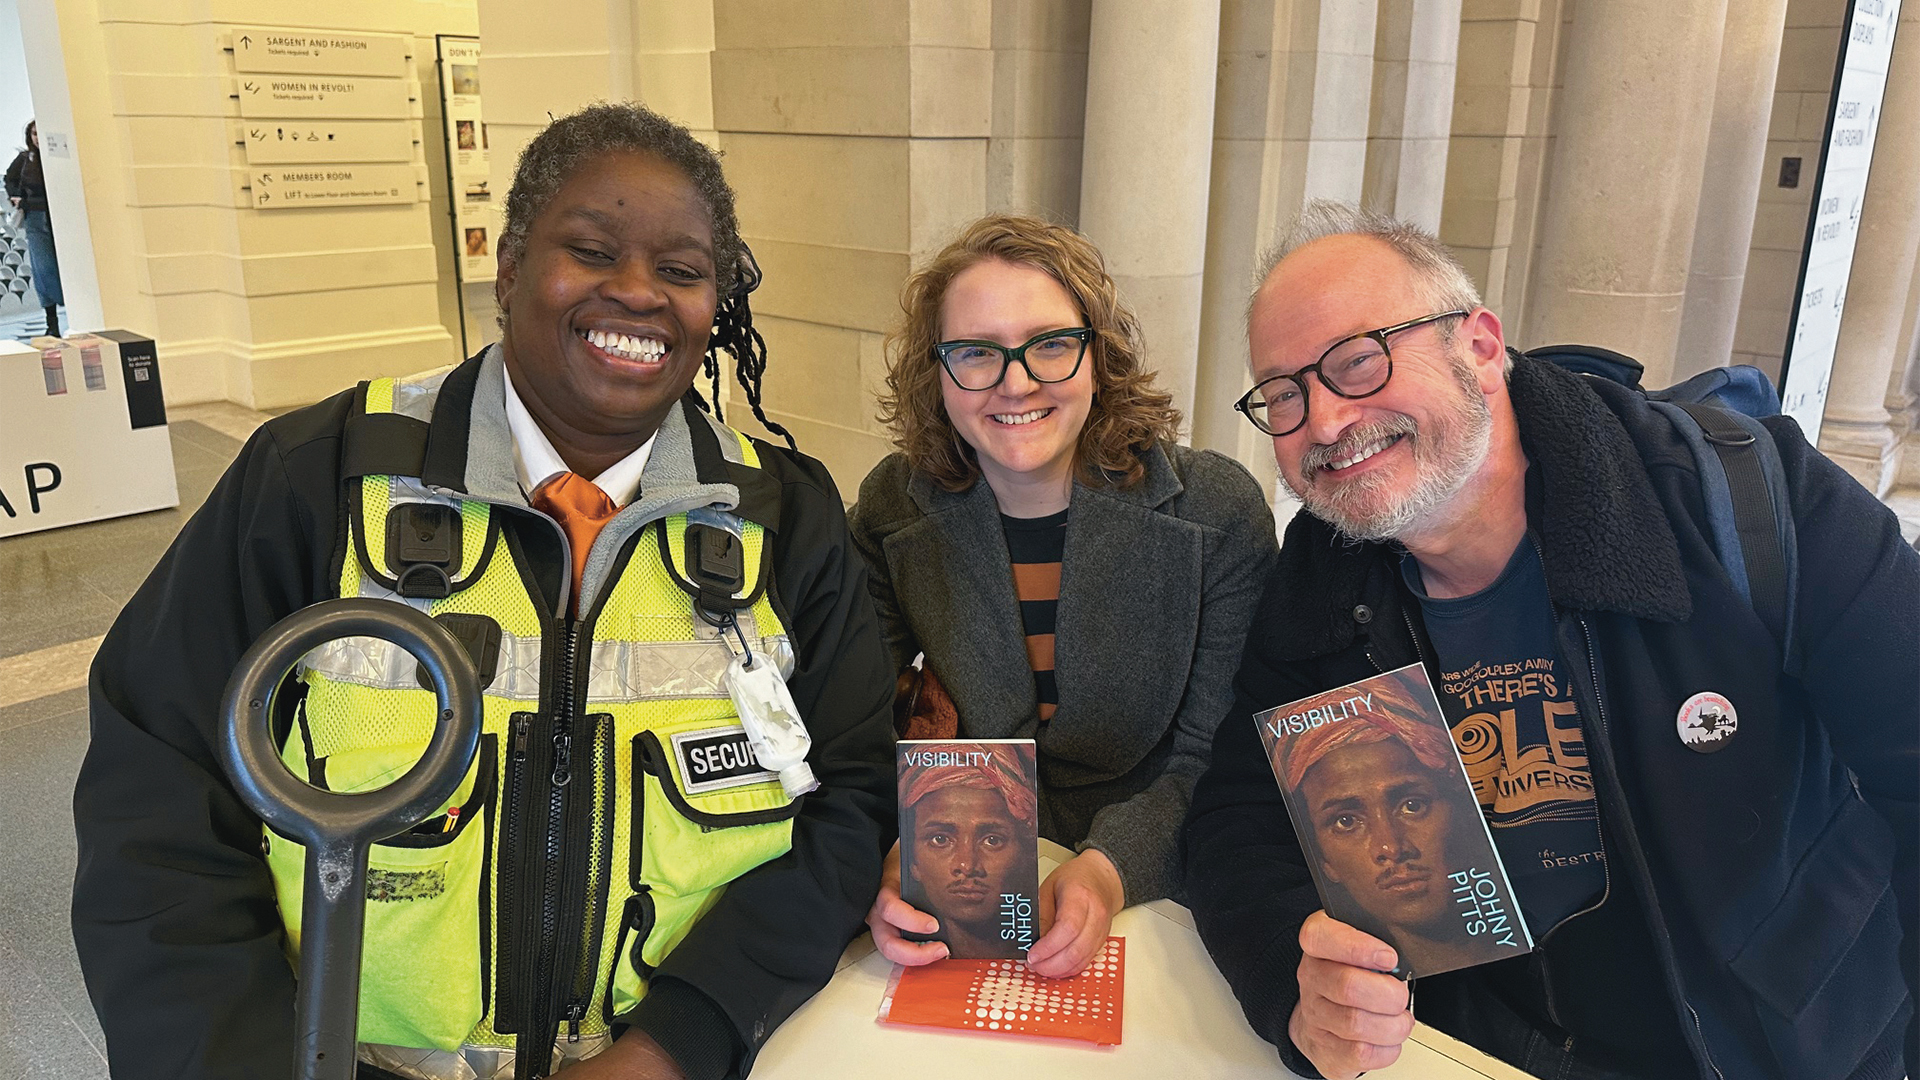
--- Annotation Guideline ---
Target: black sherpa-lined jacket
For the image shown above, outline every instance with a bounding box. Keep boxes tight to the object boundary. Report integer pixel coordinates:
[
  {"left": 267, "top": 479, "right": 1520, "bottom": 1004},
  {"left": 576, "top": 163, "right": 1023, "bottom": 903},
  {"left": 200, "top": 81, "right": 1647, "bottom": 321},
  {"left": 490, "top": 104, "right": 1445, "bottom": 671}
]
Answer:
[{"left": 1182, "top": 355, "right": 1917, "bottom": 1080}]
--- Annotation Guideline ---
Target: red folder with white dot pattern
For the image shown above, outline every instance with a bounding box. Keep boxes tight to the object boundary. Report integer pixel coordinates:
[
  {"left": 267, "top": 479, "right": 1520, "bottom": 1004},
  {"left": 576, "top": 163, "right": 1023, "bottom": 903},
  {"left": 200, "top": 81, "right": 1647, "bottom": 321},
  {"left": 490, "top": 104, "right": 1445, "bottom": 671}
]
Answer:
[{"left": 876, "top": 937, "right": 1125, "bottom": 1045}]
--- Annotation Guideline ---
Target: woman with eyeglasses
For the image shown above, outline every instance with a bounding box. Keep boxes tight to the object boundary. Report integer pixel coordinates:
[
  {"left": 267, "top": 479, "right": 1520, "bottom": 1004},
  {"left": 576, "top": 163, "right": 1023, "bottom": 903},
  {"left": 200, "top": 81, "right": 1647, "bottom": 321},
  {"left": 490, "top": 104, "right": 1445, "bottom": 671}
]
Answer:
[{"left": 850, "top": 213, "right": 1279, "bottom": 976}]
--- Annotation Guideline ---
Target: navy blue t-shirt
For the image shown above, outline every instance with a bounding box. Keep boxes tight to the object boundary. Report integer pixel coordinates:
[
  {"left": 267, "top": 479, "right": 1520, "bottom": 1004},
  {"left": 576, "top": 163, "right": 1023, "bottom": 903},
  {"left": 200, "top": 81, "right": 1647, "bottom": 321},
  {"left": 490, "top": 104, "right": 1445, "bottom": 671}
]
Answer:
[
  {"left": 1400, "top": 537, "right": 1605, "bottom": 933},
  {"left": 1401, "top": 510, "right": 1693, "bottom": 1073}
]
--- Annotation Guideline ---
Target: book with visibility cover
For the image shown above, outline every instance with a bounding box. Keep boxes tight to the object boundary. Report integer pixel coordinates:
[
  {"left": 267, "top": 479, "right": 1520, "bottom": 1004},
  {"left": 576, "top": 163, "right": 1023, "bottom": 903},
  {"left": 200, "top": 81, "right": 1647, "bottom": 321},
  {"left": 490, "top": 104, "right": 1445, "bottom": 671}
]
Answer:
[
  {"left": 897, "top": 739, "right": 1039, "bottom": 961},
  {"left": 1255, "top": 663, "right": 1532, "bottom": 978}
]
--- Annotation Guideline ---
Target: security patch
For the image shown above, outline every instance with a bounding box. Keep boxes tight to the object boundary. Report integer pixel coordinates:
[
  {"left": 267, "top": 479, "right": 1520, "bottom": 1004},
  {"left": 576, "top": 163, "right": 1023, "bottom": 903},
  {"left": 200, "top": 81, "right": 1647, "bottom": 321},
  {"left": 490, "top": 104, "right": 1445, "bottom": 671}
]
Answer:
[{"left": 671, "top": 724, "right": 776, "bottom": 794}]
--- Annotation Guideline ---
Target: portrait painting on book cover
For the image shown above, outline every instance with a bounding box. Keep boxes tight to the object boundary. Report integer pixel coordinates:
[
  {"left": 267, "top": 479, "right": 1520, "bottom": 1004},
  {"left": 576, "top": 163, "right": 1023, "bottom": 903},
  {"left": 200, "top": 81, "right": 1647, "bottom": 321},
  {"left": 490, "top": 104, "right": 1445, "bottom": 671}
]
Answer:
[
  {"left": 1259, "top": 663, "right": 1531, "bottom": 978},
  {"left": 898, "top": 740, "right": 1041, "bottom": 961}
]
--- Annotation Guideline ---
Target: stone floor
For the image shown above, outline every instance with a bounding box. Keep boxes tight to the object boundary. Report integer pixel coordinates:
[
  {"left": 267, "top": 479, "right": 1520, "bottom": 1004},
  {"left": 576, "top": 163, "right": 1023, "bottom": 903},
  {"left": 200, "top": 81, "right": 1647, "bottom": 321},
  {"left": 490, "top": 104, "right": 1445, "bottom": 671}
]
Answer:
[
  {"left": 0, "top": 402, "right": 263, "bottom": 1080},
  {"left": 0, "top": 400, "right": 1913, "bottom": 1079}
]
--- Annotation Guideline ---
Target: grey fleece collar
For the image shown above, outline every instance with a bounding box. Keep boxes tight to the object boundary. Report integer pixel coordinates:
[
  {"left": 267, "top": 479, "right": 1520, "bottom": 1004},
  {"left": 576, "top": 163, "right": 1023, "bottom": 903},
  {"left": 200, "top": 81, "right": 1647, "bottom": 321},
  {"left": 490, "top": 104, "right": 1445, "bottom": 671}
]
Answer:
[{"left": 461, "top": 345, "right": 521, "bottom": 504}]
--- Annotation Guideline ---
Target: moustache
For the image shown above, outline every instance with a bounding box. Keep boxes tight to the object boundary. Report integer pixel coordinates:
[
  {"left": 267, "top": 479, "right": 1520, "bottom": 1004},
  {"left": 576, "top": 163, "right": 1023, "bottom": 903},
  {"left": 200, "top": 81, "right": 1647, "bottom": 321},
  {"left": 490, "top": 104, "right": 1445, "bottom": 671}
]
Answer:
[
  {"left": 1299, "top": 416, "right": 1417, "bottom": 473},
  {"left": 1376, "top": 862, "right": 1432, "bottom": 887}
]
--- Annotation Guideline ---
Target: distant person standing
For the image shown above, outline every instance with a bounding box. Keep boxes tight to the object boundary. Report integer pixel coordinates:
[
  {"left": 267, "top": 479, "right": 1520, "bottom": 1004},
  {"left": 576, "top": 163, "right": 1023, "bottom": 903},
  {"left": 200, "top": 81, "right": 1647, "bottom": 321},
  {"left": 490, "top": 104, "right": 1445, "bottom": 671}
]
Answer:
[{"left": 7, "top": 120, "right": 63, "bottom": 335}]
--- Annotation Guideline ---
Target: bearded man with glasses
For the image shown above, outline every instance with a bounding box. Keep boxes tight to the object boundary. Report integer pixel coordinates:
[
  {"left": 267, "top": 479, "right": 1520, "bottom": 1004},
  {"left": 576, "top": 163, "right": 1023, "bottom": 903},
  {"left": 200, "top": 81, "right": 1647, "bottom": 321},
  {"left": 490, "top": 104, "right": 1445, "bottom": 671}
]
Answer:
[{"left": 1183, "top": 200, "right": 1916, "bottom": 1080}]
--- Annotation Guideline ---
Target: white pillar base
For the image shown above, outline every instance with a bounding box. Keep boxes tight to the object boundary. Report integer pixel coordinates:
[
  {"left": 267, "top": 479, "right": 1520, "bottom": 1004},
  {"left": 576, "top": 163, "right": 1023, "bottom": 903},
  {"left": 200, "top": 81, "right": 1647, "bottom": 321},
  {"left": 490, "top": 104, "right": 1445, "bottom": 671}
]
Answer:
[
  {"left": 1818, "top": 413, "right": 1902, "bottom": 497},
  {"left": 1898, "top": 414, "right": 1920, "bottom": 490}
]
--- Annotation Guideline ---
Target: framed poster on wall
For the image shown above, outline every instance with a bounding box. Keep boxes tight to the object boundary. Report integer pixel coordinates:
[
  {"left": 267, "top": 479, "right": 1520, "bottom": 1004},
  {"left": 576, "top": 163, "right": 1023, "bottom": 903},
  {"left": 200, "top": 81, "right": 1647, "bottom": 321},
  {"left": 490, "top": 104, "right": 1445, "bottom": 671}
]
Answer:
[{"left": 436, "top": 36, "right": 495, "bottom": 286}]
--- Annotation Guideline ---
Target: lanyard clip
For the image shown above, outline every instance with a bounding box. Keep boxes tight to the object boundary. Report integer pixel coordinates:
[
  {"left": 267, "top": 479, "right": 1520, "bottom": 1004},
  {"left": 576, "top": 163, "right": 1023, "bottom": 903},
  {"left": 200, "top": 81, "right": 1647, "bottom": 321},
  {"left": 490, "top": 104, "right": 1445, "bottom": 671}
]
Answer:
[{"left": 705, "top": 607, "right": 756, "bottom": 669}]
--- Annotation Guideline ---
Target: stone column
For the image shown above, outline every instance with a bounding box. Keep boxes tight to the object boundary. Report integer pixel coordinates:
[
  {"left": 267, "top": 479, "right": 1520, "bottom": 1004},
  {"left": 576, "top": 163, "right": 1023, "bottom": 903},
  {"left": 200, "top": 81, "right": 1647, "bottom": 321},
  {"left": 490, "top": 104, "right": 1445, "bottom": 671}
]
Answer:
[
  {"left": 1887, "top": 273, "right": 1920, "bottom": 489},
  {"left": 17, "top": 0, "right": 127, "bottom": 343},
  {"left": 1077, "top": 0, "right": 1222, "bottom": 425},
  {"left": 1364, "top": 0, "right": 1462, "bottom": 230},
  {"left": 1672, "top": 0, "right": 1790, "bottom": 380},
  {"left": 1725, "top": 0, "right": 1847, "bottom": 379},
  {"left": 1818, "top": 2, "right": 1920, "bottom": 496},
  {"left": 1438, "top": 0, "right": 1563, "bottom": 327},
  {"left": 986, "top": 1, "right": 1091, "bottom": 218},
  {"left": 1191, "top": 0, "right": 1377, "bottom": 478},
  {"left": 636, "top": 0, "right": 717, "bottom": 141},
  {"left": 1522, "top": 0, "right": 1731, "bottom": 386},
  {"left": 710, "top": 0, "right": 992, "bottom": 488}
]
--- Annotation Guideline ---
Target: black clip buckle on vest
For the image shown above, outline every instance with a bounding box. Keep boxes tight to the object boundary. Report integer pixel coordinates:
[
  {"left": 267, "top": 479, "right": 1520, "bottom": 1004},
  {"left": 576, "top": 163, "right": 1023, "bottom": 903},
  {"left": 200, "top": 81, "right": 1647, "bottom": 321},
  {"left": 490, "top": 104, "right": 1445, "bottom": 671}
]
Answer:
[
  {"left": 386, "top": 502, "right": 463, "bottom": 600},
  {"left": 686, "top": 522, "right": 746, "bottom": 623}
]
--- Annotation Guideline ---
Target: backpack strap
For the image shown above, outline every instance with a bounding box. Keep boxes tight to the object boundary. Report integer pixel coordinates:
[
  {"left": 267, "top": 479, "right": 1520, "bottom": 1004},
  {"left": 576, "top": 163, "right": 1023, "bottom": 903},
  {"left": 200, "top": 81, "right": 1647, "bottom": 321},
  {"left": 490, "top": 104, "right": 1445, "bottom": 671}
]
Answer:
[
  {"left": 1653, "top": 400, "right": 1799, "bottom": 663},
  {"left": 1523, "top": 343, "right": 1646, "bottom": 387}
]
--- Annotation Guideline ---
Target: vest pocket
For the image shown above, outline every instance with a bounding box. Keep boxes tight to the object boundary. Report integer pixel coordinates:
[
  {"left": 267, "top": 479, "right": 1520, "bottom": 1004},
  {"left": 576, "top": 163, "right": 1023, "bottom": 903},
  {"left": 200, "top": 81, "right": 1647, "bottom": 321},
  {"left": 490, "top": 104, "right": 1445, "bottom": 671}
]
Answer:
[
  {"left": 264, "top": 734, "right": 498, "bottom": 1052},
  {"left": 603, "top": 891, "right": 656, "bottom": 1025},
  {"left": 631, "top": 727, "right": 800, "bottom": 899}
]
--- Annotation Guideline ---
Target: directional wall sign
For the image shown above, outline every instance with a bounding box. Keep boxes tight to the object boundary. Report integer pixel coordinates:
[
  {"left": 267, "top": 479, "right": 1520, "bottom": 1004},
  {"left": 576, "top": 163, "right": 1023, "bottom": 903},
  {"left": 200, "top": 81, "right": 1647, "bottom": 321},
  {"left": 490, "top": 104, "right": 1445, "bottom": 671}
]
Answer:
[
  {"left": 236, "top": 75, "right": 412, "bottom": 121},
  {"left": 231, "top": 27, "right": 410, "bottom": 78},
  {"left": 1778, "top": 0, "right": 1903, "bottom": 442},
  {"left": 250, "top": 165, "right": 418, "bottom": 209},
  {"left": 242, "top": 119, "right": 415, "bottom": 165}
]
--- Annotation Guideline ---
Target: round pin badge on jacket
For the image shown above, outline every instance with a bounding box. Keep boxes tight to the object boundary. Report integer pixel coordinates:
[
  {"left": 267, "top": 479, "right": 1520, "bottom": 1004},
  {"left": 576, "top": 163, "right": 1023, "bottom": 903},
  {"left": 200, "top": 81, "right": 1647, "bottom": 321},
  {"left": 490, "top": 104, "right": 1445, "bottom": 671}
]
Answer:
[{"left": 1676, "top": 691, "right": 1738, "bottom": 753}]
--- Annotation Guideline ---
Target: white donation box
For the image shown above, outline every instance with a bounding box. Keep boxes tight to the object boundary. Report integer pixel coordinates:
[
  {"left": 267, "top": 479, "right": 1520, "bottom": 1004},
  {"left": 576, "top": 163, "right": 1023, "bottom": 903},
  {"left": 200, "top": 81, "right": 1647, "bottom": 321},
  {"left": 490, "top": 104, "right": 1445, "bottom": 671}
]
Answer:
[{"left": 1, "top": 330, "right": 178, "bottom": 537}]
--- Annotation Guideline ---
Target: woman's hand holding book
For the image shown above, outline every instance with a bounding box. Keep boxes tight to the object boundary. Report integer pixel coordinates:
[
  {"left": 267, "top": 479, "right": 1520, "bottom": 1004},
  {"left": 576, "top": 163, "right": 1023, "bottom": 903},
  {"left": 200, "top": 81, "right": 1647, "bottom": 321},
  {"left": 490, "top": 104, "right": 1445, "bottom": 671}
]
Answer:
[
  {"left": 867, "top": 840, "right": 952, "bottom": 966},
  {"left": 1024, "top": 848, "right": 1124, "bottom": 979}
]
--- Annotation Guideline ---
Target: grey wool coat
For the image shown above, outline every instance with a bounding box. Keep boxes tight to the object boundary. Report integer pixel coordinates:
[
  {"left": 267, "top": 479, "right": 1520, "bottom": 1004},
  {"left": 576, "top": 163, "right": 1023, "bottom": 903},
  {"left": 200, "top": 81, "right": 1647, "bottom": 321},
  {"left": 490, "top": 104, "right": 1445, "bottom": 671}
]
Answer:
[{"left": 850, "top": 442, "right": 1278, "bottom": 904}]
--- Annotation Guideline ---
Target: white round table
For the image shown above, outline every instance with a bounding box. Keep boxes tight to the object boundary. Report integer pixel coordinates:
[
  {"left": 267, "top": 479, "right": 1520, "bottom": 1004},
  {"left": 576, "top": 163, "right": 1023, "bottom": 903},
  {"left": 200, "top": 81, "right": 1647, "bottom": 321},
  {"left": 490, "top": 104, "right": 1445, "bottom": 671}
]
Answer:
[{"left": 750, "top": 841, "right": 1532, "bottom": 1079}]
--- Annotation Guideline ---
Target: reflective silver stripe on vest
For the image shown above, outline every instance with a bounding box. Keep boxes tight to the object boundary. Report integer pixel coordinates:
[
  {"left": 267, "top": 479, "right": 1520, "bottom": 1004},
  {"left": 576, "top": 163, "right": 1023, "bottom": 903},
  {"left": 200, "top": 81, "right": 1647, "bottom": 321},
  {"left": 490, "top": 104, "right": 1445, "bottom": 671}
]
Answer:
[
  {"left": 301, "top": 625, "right": 794, "bottom": 703},
  {"left": 585, "top": 633, "right": 796, "bottom": 702},
  {"left": 388, "top": 476, "right": 457, "bottom": 507},
  {"left": 388, "top": 368, "right": 452, "bottom": 423},
  {"left": 360, "top": 1029, "right": 610, "bottom": 1080}
]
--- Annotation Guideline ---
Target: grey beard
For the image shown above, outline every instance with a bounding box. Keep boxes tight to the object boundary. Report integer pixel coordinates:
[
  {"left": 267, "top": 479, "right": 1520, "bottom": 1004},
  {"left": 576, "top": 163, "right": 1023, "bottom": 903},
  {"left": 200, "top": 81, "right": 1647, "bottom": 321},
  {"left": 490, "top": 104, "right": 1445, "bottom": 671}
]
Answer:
[{"left": 1284, "top": 362, "right": 1493, "bottom": 542}]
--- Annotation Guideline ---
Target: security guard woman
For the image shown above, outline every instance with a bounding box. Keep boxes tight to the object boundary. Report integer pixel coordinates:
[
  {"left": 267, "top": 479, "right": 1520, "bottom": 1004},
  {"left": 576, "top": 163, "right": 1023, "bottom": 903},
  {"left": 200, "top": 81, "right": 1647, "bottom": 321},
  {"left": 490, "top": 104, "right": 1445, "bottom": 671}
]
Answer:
[{"left": 72, "top": 103, "right": 897, "bottom": 1080}]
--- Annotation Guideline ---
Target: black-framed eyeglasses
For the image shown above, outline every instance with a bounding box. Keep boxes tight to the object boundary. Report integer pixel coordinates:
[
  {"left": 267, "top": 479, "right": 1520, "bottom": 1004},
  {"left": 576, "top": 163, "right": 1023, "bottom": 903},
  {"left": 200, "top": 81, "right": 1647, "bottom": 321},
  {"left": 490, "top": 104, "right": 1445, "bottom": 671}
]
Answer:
[
  {"left": 934, "top": 327, "right": 1093, "bottom": 391},
  {"left": 1233, "top": 310, "right": 1469, "bottom": 436}
]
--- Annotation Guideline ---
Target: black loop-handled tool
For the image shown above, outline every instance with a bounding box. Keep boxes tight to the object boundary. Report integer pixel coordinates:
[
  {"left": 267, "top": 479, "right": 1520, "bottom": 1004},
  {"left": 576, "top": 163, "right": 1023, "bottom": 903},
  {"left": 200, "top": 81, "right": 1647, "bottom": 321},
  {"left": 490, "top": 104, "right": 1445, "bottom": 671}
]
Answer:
[{"left": 219, "top": 599, "right": 482, "bottom": 1080}]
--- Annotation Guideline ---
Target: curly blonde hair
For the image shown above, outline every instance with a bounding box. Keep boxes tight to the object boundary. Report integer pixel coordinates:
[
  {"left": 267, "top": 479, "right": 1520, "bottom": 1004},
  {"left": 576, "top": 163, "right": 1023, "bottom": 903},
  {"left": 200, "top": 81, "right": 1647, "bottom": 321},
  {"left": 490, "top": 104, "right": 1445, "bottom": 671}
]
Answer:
[{"left": 877, "top": 213, "right": 1182, "bottom": 491}]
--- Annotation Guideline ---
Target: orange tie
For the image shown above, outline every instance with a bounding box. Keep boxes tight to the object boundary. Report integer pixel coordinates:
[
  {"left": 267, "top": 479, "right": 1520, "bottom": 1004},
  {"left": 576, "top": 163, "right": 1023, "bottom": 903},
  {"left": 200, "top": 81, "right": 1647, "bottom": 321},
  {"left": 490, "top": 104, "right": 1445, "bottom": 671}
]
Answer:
[{"left": 530, "top": 472, "right": 618, "bottom": 612}]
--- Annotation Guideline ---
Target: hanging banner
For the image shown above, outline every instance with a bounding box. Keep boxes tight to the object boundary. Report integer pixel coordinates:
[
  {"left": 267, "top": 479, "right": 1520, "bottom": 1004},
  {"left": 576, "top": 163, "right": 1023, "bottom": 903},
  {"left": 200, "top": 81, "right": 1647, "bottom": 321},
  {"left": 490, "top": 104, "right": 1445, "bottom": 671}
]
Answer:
[
  {"left": 1778, "top": 0, "right": 1904, "bottom": 442},
  {"left": 437, "top": 36, "right": 495, "bottom": 284}
]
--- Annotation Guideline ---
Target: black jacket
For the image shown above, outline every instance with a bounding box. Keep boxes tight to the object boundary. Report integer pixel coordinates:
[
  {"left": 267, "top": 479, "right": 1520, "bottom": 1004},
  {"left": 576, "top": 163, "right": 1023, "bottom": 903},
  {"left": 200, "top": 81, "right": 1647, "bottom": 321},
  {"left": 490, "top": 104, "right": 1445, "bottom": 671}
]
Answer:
[
  {"left": 1182, "top": 356, "right": 1917, "bottom": 1080},
  {"left": 5, "top": 149, "right": 47, "bottom": 212},
  {"left": 72, "top": 351, "right": 899, "bottom": 1080}
]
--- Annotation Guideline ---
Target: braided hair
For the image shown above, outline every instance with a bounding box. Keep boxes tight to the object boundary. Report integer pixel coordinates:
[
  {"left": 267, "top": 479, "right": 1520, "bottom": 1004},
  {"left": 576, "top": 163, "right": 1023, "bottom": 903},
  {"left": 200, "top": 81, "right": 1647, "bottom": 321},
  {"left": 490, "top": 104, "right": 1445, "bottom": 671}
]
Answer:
[
  {"left": 499, "top": 102, "right": 792, "bottom": 448},
  {"left": 699, "top": 245, "right": 790, "bottom": 448}
]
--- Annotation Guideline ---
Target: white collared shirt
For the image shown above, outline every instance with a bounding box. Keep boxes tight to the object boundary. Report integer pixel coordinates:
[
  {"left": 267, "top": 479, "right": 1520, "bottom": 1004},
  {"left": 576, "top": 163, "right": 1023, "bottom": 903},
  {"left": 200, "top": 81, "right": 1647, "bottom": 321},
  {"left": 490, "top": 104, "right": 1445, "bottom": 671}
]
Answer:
[{"left": 502, "top": 363, "right": 654, "bottom": 509}]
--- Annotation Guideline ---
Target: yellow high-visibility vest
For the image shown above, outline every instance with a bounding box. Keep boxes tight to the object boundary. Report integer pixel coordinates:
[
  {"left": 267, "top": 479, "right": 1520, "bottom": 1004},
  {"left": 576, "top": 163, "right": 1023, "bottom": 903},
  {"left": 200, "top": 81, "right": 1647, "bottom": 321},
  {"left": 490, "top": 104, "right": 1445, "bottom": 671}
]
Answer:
[{"left": 264, "top": 370, "right": 799, "bottom": 1072}]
